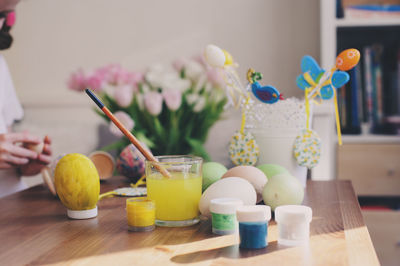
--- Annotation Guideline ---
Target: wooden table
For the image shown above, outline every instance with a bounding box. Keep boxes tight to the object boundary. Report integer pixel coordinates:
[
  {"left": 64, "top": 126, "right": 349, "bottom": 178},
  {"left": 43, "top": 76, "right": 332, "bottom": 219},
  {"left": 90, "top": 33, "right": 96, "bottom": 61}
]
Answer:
[{"left": 0, "top": 178, "right": 379, "bottom": 266}]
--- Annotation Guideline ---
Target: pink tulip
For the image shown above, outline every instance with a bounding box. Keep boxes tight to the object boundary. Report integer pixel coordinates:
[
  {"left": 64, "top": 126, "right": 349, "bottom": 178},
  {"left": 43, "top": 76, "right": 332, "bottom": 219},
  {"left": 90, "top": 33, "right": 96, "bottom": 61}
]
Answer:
[
  {"left": 163, "top": 89, "right": 182, "bottom": 111},
  {"left": 67, "top": 69, "right": 87, "bottom": 92},
  {"left": 207, "top": 68, "right": 226, "bottom": 88},
  {"left": 192, "top": 54, "right": 208, "bottom": 68},
  {"left": 112, "top": 66, "right": 130, "bottom": 85},
  {"left": 97, "top": 64, "right": 144, "bottom": 88},
  {"left": 144, "top": 91, "right": 163, "bottom": 116},
  {"left": 86, "top": 71, "right": 106, "bottom": 92},
  {"left": 172, "top": 58, "right": 187, "bottom": 72},
  {"left": 95, "top": 65, "right": 114, "bottom": 81},
  {"left": 114, "top": 84, "right": 133, "bottom": 107},
  {"left": 125, "top": 72, "right": 144, "bottom": 92},
  {"left": 109, "top": 111, "right": 134, "bottom": 137}
]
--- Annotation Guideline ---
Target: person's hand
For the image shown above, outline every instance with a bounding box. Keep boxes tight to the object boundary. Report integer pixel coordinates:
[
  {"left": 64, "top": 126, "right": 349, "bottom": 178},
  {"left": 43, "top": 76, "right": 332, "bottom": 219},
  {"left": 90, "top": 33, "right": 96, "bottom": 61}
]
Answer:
[
  {"left": 0, "top": 131, "right": 40, "bottom": 169},
  {"left": 19, "top": 135, "right": 52, "bottom": 176}
]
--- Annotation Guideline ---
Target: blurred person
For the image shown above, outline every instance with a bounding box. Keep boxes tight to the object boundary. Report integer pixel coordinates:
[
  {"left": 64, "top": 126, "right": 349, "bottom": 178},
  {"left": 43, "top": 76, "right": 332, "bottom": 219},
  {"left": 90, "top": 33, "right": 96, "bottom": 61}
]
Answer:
[{"left": 0, "top": 0, "right": 52, "bottom": 197}]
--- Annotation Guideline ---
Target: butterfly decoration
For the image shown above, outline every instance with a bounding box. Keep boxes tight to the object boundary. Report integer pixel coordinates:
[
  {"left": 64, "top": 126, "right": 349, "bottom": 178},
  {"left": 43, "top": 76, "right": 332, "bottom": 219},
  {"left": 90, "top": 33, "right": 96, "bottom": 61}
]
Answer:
[
  {"left": 293, "top": 49, "right": 360, "bottom": 166},
  {"left": 248, "top": 69, "right": 283, "bottom": 104},
  {"left": 296, "top": 55, "right": 349, "bottom": 100}
]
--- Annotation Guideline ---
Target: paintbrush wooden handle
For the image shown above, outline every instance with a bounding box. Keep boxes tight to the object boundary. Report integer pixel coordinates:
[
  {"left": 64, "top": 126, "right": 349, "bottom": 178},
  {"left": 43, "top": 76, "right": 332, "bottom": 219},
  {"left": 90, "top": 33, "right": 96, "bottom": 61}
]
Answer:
[{"left": 86, "top": 89, "right": 171, "bottom": 178}]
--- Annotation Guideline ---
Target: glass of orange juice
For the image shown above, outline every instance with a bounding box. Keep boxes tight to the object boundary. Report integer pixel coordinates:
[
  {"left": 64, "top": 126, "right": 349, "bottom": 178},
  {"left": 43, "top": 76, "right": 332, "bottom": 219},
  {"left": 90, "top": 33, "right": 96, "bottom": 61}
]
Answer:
[{"left": 146, "top": 155, "right": 202, "bottom": 227}]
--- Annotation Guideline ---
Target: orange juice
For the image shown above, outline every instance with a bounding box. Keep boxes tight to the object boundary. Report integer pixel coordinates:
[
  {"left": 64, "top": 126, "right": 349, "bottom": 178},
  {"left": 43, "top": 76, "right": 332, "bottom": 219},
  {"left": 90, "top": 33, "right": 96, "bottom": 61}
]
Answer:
[{"left": 147, "top": 172, "right": 202, "bottom": 221}]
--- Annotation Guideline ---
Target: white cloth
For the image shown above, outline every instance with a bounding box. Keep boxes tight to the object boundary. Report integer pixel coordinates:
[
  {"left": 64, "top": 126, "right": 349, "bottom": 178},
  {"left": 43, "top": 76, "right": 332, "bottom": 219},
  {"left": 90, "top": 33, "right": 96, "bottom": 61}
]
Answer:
[{"left": 0, "top": 54, "right": 25, "bottom": 198}]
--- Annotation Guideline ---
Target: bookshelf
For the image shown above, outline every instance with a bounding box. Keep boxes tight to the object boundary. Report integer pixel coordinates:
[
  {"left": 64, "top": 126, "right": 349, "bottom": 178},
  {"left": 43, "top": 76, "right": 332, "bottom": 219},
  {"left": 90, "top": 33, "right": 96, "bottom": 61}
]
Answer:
[
  {"left": 335, "top": 17, "right": 400, "bottom": 27},
  {"left": 321, "top": 1, "right": 400, "bottom": 67},
  {"left": 320, "top": 2, "right": 400, "bottom": 263},
  {"left": 341, "top": 134, "right": 400, "bottom": 143},
  {"left": 317, "top": 0, "right": 400, "bottom": 181}
]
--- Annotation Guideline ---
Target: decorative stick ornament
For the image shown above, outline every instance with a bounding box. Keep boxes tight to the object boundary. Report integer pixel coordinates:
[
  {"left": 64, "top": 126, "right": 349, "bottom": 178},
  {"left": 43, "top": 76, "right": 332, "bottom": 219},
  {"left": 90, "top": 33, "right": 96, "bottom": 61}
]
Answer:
[
  {"left": 248, "top": 68, "right": 283, "bottom": 104},
  {"left": 293, "top": 49, "right": 360, "bottom": 169},
  {"left": 296, "top": 49, "right": 360, "bottom": 146},
  {"left": 228, "top": 93, "right": 260, "bottom": 166},
  {"left": 225, "top": 68, "right": 260, "bottom": 165},
  {"left": 204, "top": 44, "right": 246, "bottom": 109}
]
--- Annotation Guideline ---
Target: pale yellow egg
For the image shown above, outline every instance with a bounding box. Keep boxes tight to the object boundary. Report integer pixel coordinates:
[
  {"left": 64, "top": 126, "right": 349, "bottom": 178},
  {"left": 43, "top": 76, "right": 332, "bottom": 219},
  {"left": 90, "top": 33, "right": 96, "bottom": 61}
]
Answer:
[{"left": 54, "top": 153, "right": 100, "bottom": 211}]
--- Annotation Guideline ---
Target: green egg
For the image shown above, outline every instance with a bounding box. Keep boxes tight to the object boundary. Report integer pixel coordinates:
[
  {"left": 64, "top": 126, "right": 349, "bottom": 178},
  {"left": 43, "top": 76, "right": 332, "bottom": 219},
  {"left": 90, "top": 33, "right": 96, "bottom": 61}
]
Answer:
[
  {"left": 202, "top": 162, "right": 228, "bottom": 192},
  {"left": 257, "top": 164, "right": 289, "bottom": 180},
  {"left": 262, "top": 173, "right": 304, "bottom": 211}
]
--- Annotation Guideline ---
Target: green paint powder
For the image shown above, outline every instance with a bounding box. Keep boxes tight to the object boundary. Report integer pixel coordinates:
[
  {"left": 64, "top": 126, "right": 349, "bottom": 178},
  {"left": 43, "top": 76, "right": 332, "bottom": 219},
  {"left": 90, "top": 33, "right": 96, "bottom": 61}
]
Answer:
[{"left": 211, "top": 212, "right": 236, "bottom": 231}]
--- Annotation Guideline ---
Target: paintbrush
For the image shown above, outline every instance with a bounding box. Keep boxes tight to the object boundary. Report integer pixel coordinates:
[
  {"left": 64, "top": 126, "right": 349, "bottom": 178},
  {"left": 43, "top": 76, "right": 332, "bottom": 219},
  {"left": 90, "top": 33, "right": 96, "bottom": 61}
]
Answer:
[{"left": 85, "top": 89, "right": 171, "bottom": 178}]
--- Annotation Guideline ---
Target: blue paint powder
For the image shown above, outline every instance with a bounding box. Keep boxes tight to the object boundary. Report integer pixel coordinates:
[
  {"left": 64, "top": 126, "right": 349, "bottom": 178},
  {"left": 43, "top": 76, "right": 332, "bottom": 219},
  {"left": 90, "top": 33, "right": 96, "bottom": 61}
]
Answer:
[{"left": 238, "top": 221, "right": 268, "bottom": 249}]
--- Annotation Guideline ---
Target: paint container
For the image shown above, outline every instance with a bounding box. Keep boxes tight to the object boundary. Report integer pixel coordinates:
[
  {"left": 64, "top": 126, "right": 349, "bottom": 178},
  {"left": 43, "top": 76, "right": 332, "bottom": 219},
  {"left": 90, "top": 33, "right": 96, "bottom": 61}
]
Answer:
[
  {"left": 236, "top": 205, "right": 271, "bottom": 249},
  {"left": 275, "top": 205, "right": 312, "bottom": 246},
  {"left": 126, "top": 197, "right": 155, "bottom": 232},
  {"left": 210, "top": 198, "right": 243, "bottom": 235},
  {"left": 89, "top": 151, "right": 115, "bottom": 180}
]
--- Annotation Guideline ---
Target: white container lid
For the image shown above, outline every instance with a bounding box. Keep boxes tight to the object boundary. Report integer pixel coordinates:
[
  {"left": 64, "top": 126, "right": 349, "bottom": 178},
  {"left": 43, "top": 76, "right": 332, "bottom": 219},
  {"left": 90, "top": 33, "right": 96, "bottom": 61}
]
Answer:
[
  {"left": 67, "top": 206, "right": 98, "bottom": 219},
  {"left": 236, "top": 205, "right": 271, "bottom": 222},
  {"left": 210, "top": 198, "right": 243, "bottom": 215},
  {"left": 275, "top": 205, "right": 312, "bottom": 224}
]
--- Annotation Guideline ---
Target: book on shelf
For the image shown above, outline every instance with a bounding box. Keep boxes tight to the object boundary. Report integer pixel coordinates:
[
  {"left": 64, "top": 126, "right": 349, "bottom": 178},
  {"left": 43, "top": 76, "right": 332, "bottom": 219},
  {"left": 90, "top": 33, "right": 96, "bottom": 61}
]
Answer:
[
  {"left": 338, "top": 43, "right": 399, "bottom": 135},
  {"left": 398, "top": 48, "right": 400, "bottom": 114},
  {"left": 363, "top": 46, "right": 374, "bottom": 129},
  {"left": 341, "top": 3, "right": 400, "bottom": 19}
]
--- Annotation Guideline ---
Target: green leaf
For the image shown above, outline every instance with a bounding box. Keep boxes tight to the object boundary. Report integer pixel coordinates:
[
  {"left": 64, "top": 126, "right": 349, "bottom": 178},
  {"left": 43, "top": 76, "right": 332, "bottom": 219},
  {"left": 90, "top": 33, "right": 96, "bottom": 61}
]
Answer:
[
  {"left": 93, "top": 108, "right": 108, "bottom": 122},
  {"left": 100, "top": 139, "right": 128, "bottom": 152},
  {"left": 135, "top": 131, "right": 155, "bottom": 148},
  {"left": 186, "top": 138, "right": 211, "bottom": 162}
]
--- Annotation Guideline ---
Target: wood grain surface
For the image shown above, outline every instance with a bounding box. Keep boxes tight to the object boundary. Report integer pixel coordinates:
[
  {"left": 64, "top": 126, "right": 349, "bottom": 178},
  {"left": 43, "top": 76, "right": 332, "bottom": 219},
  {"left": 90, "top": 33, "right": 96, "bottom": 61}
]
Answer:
[
  {"left": 337, "top": 143, "right": 400, "bottom": 196},
  {"left": 0, "top": 178, "right": 379, "bottom": 266}
]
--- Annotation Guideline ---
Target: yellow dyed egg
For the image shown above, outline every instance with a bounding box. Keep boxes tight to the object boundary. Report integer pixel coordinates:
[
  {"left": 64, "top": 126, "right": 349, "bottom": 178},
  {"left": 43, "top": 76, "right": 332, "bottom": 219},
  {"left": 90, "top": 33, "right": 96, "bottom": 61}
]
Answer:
[
  {"left": 54, "top": 153, "right": 100, "bottom": 219},
  {"left": 336, "top": 48, "right": 360, "bottom": 71}
]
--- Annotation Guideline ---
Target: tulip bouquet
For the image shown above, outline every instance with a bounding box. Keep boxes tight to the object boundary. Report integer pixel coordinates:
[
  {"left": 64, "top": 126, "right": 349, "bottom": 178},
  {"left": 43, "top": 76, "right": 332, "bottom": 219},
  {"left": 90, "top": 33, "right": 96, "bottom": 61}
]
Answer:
[{"left": 68, "top": 57, "right": 227, "bottom": 159}]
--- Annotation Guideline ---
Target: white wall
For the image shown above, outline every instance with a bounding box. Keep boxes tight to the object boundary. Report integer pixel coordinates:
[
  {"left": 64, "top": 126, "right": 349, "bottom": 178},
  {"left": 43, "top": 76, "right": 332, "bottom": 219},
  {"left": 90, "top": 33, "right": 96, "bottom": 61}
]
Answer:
[{"left": 3, "top": 0, "right": 320, "bottom": 165}]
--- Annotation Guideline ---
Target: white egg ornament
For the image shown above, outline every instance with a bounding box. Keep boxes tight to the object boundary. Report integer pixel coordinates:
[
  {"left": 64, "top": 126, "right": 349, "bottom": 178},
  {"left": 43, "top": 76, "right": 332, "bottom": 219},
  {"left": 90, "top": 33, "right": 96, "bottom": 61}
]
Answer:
[
  {"left": 199, "top": 177, "right": 256, "bottom": 217},
  {"left": 222, "top": 166, "right": 267, "bottom": 203},
  {"left": 204, "top": 44, "right": 226, "bottom": 67}
]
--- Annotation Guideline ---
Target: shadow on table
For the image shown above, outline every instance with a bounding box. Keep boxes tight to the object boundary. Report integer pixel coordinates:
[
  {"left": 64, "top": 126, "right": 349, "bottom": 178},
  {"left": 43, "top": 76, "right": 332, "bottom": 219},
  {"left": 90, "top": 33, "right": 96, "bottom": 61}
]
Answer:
[{"left": 170, "top": 241, "right": 290, "bottom": 264}]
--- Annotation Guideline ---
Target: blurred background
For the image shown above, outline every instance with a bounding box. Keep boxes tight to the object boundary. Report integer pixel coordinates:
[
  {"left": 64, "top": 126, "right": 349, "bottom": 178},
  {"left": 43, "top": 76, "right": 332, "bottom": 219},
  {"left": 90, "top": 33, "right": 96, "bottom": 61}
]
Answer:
[
  {"left": 2, "top": 0, "right": 400, "bottom": 264},
  {"left": 3, "top": 0, "right": 319, "bottom": 162}
]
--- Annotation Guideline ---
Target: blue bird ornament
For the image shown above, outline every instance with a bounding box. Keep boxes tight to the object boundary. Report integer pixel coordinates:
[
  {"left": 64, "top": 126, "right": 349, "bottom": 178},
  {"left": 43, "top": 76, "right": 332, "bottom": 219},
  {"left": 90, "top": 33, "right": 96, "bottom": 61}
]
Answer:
[{"left": 247, "top": 69, "right": 283, "bottom": 104}]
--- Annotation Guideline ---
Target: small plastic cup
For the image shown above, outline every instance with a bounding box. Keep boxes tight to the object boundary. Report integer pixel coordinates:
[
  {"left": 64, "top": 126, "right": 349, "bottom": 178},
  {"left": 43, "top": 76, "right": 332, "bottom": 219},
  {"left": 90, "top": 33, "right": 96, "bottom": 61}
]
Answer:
[
  {"left": 275, "top": 205, "right": 312, "bottom": 246},
  {"left": 210, "top": 198, "right": 243, "bottom": 235},
  {"left": 236, "top": 205, "right": 271, "bottom": 249},
  {"left": 126, "top": 197, "right": 156, "bottom": 232}
]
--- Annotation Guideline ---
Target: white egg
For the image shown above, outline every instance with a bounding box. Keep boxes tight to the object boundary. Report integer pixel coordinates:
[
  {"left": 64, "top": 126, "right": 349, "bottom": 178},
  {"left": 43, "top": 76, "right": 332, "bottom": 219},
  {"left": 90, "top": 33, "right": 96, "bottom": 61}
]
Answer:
[
  {"left": 204, "top": 44, "right": 226, "bottom": 67},
  {"left": 199, "top": 177, "right": 257, "bottom": 217},
  {"left": 222, "top": 166, "right": 267, "bottom": 203}
]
